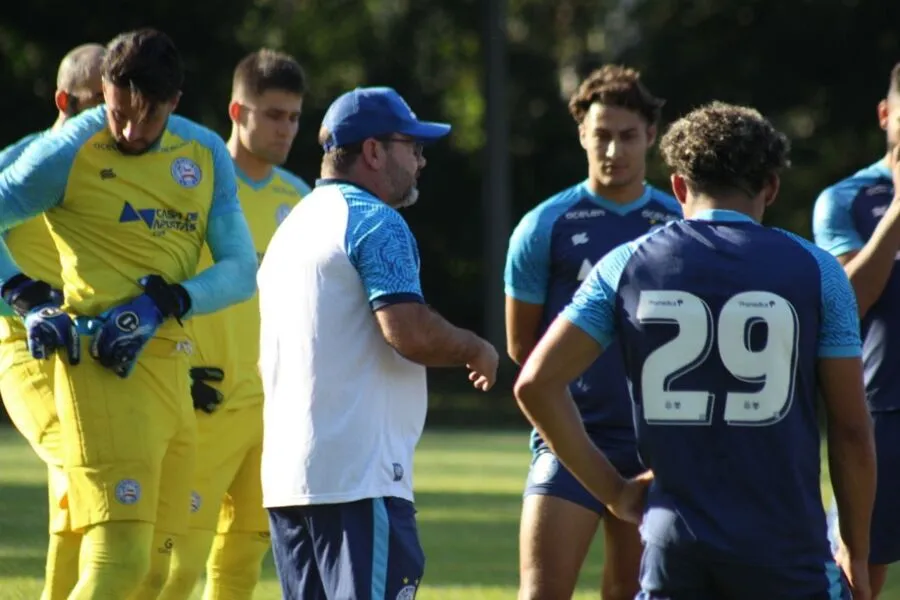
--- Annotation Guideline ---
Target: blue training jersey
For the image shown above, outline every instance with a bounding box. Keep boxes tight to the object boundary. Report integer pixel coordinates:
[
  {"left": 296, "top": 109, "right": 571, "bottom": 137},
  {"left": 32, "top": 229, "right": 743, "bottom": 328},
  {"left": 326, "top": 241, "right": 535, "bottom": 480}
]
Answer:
[
  {"left": 563, "top": 209, "right": 861, "bottom": 566},
  {"left": 813, "top": 159, "right": 897, "bottom": 412},
  {"left": 505, "top": 180, "right": 681, "bottom": 444}
]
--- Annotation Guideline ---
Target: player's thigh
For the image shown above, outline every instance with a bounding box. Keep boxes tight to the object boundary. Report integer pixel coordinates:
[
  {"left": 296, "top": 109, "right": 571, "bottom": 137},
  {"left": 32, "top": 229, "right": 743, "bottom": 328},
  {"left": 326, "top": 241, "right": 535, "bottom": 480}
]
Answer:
[
  {"left": 157, "top": 378, "right": 198, "bottom": 537},
  {"left": 601, "top": 511, "right": 643, "bottom": 596},
  {"left": 217, "top": 403, "right": 267, "bottom": 534},
  {"left": 186, "top": 407, "right": 254, "bottom": 532},
  {"left": 300, "top": 498, "right": 425, "bottom": 600},
  {"left": 637, "top": 543, "right": 714, "bottom": 600},
  {"left": 709, "top": 558, "right": 849, "bottom": 600},
  {"left": 520, "top": 451, "right": 602, "bottom": 595},
  {"left": 54, "top": 337, "right": 191, "bottom": 530},
  {"left": 0, "top": 334, "right": 61, "bottom": 466},
  {"left": 869, "top": 411, "right": 900, "bottom": 565}
]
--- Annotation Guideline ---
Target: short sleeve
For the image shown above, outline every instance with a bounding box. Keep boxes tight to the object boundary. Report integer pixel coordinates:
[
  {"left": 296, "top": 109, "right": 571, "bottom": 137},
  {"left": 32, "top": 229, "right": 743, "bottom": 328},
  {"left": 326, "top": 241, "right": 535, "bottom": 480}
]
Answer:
[
  {"left": 812, "top": 186, "right": 864, "bottom": 258},
  {"left": 561, "top": 241, "right": 635, "bottom": 348},
  {"left": 813, "top": 247, "right": 862, "bottom": 358},
  {"left": 346, "top": 201, "right": 424, "bottom": 309},
  {"left": 504, "top": 208, "right": 552, "bottom": 304}
]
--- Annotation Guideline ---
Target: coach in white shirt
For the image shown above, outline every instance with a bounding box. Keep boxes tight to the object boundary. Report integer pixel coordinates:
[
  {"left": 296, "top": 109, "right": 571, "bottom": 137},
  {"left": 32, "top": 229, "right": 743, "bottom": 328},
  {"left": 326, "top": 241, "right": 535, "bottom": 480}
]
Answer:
[{"left": 257, "top": 86, "right": 499, "bottom": 600}]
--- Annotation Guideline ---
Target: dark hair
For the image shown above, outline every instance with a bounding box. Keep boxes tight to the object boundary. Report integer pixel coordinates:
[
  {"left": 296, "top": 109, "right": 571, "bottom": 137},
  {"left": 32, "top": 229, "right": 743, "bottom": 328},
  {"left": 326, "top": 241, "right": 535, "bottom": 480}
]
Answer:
[
  {"left": 659, "top": 101, "right": 791, "bottom": 197},
  {"left": 102, "top": 28, "right": 183, "bottom": 113},
  {"left": 889, "top": 62, "right": 900, "bottom": 97},
  {"left": 233, "top": 49, "right": 307, "bottom": 98},
  {"left": 568, "top": 65, "right": 665, "bottom": 126}
]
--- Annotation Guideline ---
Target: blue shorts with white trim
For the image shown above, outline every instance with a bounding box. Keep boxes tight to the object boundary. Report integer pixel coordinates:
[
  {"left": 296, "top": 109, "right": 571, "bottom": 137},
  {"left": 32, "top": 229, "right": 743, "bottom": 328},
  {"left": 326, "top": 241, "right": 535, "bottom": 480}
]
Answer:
[{"left": 268, "top": 497, "right": 425, "bottom": 600}]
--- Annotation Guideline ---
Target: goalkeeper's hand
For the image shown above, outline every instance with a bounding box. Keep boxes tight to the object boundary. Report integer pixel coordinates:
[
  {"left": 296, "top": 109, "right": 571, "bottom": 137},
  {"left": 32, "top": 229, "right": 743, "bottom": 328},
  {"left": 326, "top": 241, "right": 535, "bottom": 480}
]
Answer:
[
  {"left": 190, "top": 367, "right": 224, "bottom": 413},
  {"left": 90, "top": 274, "right": 191, "bottom": 379},
  {"left": 1, "top": 273, "right": 79, "bottom": 365}
]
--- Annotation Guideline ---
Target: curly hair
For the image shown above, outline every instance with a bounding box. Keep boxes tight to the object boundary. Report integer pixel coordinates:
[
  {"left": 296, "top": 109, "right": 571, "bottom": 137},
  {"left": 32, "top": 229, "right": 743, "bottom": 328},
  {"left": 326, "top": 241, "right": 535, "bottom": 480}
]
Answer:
[
  {"left": 568, "top": 65, "right": 665, "bottom": 126},
  {"left": 659, "top": 102, "right": 791, "bottom": 197}
]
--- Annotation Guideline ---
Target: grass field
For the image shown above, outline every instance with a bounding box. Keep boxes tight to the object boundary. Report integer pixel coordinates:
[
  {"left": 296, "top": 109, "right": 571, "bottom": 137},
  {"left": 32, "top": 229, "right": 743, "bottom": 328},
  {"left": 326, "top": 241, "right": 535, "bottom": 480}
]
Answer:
[{"left": 0, "top": 426, "right": 898, "bottom": 599}]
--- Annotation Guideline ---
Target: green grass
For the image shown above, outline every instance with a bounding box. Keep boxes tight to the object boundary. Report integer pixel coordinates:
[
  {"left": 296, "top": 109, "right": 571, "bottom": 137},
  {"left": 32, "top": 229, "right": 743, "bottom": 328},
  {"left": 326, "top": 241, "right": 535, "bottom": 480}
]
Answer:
[{"left": 0, "top": 426, "right": 897, "bottom": 599}]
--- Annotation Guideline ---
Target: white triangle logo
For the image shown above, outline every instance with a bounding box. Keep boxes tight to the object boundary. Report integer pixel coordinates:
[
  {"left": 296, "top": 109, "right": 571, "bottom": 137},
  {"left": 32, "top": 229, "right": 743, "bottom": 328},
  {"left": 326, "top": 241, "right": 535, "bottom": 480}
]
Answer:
[{"left": 577, "top": 259, "right": 594, "bottom": 281}]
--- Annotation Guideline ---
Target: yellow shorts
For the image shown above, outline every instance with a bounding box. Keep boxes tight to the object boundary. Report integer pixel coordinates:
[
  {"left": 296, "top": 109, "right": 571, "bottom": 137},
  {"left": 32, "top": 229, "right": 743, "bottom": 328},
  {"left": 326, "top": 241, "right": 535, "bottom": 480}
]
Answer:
[
  {"left": 55, "top": 335, "right": 197, "bottom": 535},
  {"left": 190, "top": 399, "right": 266, "bottom": 533},
  {"left": 0, "top": 328, "right": 72, "bottom": 533}
]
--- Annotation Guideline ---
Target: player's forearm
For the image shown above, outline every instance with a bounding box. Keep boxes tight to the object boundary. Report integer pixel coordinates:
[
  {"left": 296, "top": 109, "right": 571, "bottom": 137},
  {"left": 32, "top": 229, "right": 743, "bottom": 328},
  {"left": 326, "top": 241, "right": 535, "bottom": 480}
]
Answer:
[
  {"left": 182, "top": 212, "right": 257, "bottom": 316},
  {"left": 395, "top": 307, "right": 484, "bottom": 367},
  {"left": 828, "top": 420, "right": 876, "bottom": 560},
  {"left": 845, "top": 199, "right": 900, "bottom": 316},
  {"left": 515, "top": 381, "right": 626, "bottom": 505}
]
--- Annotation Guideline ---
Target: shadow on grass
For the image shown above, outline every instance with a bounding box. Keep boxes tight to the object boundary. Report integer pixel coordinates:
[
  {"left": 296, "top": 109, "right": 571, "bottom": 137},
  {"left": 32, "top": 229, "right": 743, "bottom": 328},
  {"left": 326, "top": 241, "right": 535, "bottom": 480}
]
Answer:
[{"left": 0, "top": 481, "right": 49, "bottom": 579}]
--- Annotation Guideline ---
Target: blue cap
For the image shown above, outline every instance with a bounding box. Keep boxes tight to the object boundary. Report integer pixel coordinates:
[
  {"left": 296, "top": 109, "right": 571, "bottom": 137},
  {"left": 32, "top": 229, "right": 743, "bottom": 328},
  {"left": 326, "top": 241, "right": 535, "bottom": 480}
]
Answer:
[{"left": 321, "top": 86, "right": 451, "bottom": 151}]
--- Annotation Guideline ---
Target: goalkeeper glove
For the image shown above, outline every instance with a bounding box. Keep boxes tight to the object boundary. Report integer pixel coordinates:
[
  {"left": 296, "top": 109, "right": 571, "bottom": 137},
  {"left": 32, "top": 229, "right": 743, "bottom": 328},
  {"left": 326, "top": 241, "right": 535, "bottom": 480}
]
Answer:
[
  {"left": 0, "top": 273, "right": 79, "bottom": 365},
  {"left": 190, "top": 367, "right": 225, "bottom": 413},
  {"left": 90, "top": 274, "right": 191, "bottom": 379}
]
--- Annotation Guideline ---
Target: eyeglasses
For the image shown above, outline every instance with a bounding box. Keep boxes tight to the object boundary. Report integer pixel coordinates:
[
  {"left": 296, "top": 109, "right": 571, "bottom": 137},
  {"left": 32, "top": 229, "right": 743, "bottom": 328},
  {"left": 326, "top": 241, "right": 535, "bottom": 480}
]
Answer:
[{"left": 382, "top": 136, "right": 424, "bottom": 158}]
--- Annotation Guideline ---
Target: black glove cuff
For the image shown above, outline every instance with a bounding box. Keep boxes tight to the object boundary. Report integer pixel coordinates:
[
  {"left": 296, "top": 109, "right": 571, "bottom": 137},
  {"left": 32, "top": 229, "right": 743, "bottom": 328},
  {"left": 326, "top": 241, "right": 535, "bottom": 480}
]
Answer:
[
  {"left": 142, "top": 275, "right": 192, "bottom": 320},
  {"left": 1, "top": 274, "right": 54, "bottom": 317}
]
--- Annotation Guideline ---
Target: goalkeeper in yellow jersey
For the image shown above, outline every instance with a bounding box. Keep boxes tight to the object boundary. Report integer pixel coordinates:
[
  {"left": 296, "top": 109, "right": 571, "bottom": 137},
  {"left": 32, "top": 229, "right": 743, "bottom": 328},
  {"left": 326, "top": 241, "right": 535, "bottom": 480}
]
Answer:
[
  {"left": 0, "top": 42, "right": 105, "bottom": 600},
  {"left": 159, "top": 49, "right": 311, "bottom": 600}
]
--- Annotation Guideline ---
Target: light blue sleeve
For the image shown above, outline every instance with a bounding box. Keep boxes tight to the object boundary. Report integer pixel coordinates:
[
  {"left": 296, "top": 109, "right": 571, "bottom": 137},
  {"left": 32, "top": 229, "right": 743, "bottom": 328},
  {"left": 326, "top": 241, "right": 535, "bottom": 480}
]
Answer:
[
  {"left": 812, "top": 246, "right": 862, "bottom": 358},
  {"left": 345, "top": 195, "right": 424, "bottom": 309},
  {"left": 812, "top": 185, "right": 864, "bottom": 257},
  {"left": 180, "top": 211, "right": 257, "bottom": 316},
  {"left": 0, "top": 112, "right": 102, "bottom": 288},
  {"left": 561, "top": 242, "right": 636, "bottom": 348},
  {"left": 0, "top": 132, "right": 43, "bottom": 171},
  {"left": 504, "top": 207, "right": 553, "bottom": 304}
]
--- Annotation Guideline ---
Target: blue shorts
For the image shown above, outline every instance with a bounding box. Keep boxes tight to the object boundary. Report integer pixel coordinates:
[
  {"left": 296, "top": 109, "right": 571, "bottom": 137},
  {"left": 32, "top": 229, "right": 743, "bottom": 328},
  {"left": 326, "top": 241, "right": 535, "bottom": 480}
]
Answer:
[
  {"left": 870, "top": 410, "right": 900, "bottom": 564},
  {"left": 523, "top": 437, "right": 645, "bottom": 514},
  {"left": 638, "top": 542, "right": 849, "bottom": 600},
  {"left": 268, "top": 497, "right": 425, "bottom": 600}
]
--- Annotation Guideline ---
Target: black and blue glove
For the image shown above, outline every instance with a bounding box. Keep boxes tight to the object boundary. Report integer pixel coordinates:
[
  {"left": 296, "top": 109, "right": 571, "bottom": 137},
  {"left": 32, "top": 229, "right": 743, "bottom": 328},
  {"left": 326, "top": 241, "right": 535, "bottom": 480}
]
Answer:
[
  {"left": 0, "top": 273, "right": 79, "bottom": 365},
  {"left": 190, "top": 367, "right": 225, "bottom": 413},
  {"left": 90, "top": 274, "right": 191, "bottom": 379}
]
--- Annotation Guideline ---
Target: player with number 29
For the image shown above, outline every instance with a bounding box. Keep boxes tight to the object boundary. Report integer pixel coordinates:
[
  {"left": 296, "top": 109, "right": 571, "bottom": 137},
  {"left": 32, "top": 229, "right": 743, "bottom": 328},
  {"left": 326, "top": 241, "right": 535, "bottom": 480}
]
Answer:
[{"left": 515, "top": 101, "right": 876, "bottom": 600}]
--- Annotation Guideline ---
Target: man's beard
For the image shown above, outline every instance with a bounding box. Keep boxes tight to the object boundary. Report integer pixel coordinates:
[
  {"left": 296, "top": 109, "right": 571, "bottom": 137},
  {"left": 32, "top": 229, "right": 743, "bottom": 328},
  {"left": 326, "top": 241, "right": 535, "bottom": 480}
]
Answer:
[{"left": 395, "top": 186, "right": 419, "bottom": 208}]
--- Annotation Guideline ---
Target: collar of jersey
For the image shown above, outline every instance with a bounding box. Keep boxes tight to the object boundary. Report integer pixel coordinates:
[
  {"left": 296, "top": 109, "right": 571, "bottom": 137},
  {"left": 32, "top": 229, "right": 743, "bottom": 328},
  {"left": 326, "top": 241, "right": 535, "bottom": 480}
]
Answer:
[
  {"left": 578, "top": 179, "right": 653, "bottom": 215},
  {"left": 235, "top": 163, "right": 275, "bottom": 190},
  {"left": 315, "top": 178, "right": 381, "bottom": 199},
  {"left": 690, "top": 208, "right": 758, "bottom": 223}
]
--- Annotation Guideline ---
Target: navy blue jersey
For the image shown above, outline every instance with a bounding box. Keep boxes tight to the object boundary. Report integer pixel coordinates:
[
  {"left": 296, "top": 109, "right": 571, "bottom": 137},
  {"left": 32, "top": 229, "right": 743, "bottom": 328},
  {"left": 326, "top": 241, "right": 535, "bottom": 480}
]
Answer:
[
  {"left": 505, "top": 180, "right": 681, "bottom": 443},
  {"left": 564, "top": 209, "right": 861, "bottom": 566},
  {"left": 813, "top": 160, "right": 898, "bottom": 412}
]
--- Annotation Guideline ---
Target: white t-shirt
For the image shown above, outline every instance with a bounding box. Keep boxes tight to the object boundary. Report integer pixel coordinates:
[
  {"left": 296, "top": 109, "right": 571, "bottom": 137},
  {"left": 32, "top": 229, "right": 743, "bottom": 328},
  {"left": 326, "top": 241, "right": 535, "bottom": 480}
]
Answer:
[{"left": 258, "top": 180, "right": 427, "bottom": 507}]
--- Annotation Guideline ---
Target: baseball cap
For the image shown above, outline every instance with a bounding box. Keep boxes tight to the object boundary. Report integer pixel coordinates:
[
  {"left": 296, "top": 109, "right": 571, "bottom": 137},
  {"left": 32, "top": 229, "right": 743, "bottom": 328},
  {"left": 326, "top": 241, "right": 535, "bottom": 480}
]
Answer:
[{"left": 321, "top": 86, "right": 451, "bottom": 151}]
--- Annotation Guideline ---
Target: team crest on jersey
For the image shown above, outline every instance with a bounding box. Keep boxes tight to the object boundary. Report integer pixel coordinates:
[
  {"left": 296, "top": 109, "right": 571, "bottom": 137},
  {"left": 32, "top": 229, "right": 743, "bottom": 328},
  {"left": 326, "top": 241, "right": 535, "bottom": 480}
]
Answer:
[
  {"left": 275, "top": 203, "right": 292, "bottom": 225},
  {"left": 529, "top": 452, "right": 558, "bottom": 485},
  {"left": 190, "top": 491, "right": 202, "bottom": 513},
  {"left": 171, "top": 157, "right": 202, "bottom": 188},
  {"left": 115, "top": 478, "right": 141, "bottom": 505},
  {"left": 396, "top": 584, "right": 417, "bottom": 600}
]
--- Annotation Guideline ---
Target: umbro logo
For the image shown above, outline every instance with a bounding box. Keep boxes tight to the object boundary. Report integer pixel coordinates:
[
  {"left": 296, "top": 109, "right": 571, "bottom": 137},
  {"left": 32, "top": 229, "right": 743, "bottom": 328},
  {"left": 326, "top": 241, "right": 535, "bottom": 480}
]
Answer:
[
  {"left": 572, "top": 232, "right": 589, "bottom": 246},
  {"left": 99, "top": 168, "right": 116, "bottom": 180}
]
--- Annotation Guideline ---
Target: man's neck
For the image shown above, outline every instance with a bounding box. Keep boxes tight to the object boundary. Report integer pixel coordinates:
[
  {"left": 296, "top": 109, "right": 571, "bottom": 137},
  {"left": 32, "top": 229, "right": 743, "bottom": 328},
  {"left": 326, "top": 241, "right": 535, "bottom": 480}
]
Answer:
[
  {"left": 227, "top": 135, "right": 273, "bottom": 182},
  {"left": 689, "top": 195, "right": 763, "bottom": 223},
  {"left": 586, "top": 171, "right": 646, "bottom": 205},
  {"left": 50, "top": 113, "right": 68, "bottom": 132}
]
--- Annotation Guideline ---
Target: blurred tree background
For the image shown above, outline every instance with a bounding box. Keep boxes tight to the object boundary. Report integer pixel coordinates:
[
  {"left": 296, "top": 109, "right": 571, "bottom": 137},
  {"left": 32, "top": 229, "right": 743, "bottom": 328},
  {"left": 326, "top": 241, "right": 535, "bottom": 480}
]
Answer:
[{"left": 0, "top": 0, "right": 897, "bottom": 426}]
